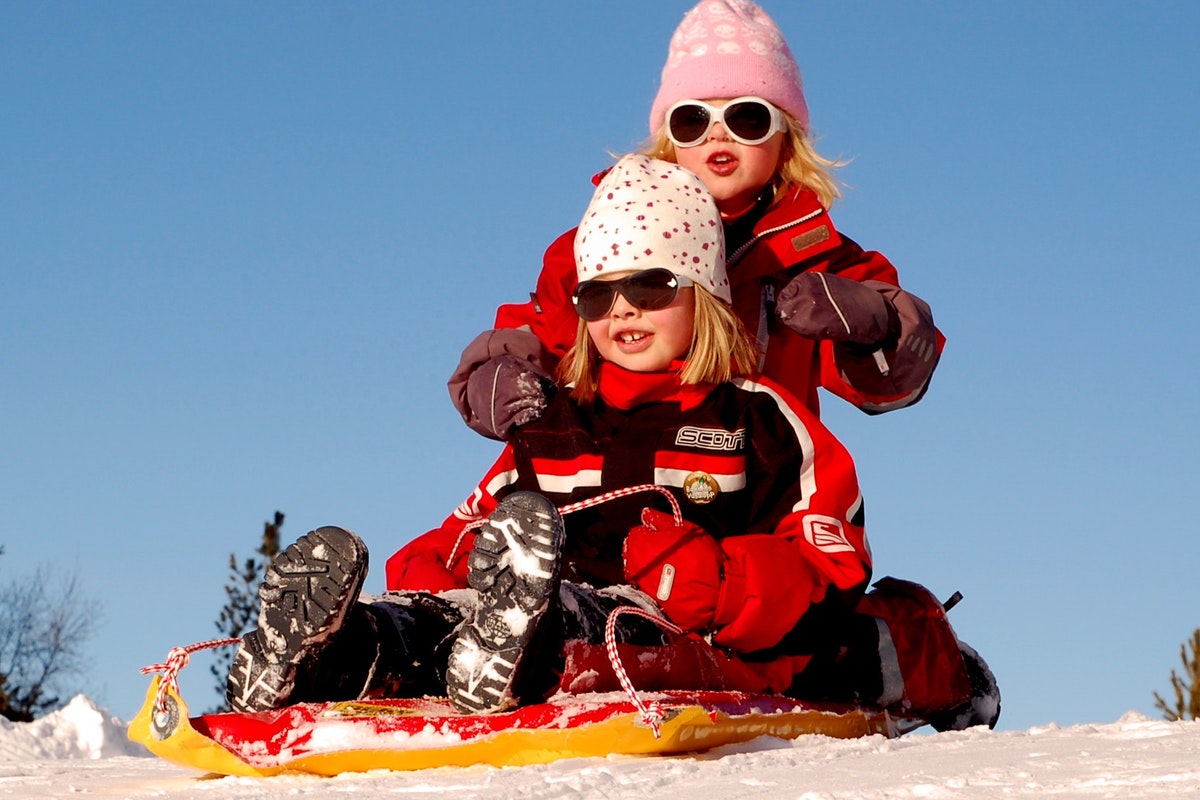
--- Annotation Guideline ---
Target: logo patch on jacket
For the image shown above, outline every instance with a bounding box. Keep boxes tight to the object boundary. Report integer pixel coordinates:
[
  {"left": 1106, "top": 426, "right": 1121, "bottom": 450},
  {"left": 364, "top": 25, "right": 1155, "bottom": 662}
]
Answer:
[
  {"left": 791, "top": 225, "right": 830, "bottom": 254},
  {"left": 803, "top": 515, "right": 856, "bottom": 554},
  {"left": 683, "top": 471, "right": 719, "bottom": 504},
  {"left": 675, "top": 426, "right": 746, "bottom": 451}
]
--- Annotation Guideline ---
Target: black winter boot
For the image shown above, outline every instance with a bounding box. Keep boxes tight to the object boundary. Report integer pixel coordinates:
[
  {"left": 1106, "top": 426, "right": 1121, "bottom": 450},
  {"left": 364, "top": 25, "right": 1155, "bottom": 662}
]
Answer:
[
  {"left": 225, "top": 526, "right": 368, "bottom": 712},
  {"left": 445, "top": 491, "right": 565, "bottom": 714}
]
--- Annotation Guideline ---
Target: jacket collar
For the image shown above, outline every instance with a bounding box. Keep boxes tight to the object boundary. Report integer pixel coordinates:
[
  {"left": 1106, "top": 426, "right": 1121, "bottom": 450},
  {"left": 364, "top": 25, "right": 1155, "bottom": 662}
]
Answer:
[{"left": 596, "top": 360, "right": 712, "bottom": 411}]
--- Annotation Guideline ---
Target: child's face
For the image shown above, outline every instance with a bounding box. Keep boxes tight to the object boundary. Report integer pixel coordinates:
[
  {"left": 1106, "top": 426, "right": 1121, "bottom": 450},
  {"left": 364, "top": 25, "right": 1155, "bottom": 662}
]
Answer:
[
  {"left": 672, "top": 98, "right": 784, "bottom": 215},
  {"left": 585, "top": 273, "right": 695, "bottom": 373}
]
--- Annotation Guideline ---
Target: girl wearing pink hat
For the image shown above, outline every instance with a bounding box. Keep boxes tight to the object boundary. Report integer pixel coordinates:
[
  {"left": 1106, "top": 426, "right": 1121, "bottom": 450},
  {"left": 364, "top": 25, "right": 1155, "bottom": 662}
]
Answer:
[{"left": 451, "top": 0, "right": 944, "bottom": 441}]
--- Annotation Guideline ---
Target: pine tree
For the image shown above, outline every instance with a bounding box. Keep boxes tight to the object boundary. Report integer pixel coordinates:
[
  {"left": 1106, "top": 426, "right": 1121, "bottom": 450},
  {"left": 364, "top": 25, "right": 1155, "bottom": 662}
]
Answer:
[
  {"left": 210, "top": 512, "right": 283, "bottom": 711},
  {"left": 1152, "top": 628, "right": 1200, "bottom": 722}
]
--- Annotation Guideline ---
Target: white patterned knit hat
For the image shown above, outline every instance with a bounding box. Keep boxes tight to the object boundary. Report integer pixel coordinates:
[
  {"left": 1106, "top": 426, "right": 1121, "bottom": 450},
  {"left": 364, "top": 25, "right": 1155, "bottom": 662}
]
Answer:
[{"left": 574, "top": 155, "right": 729, "bottom": 303}]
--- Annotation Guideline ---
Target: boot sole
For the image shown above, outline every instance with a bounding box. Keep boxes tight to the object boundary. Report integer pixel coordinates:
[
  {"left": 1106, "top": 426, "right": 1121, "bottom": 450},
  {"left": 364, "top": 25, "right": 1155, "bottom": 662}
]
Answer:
[
  {"left": 226, "top": 526, "right": 368, "bottom": 712},
  {"left": 226, "top": 629, "right": 289, "bottom": 713},
  {"left": 257, "top": 526, "right": 368, "bottom": 658},
  {"left": 446, "top": 492, "right": 564, "bottom": 714}
]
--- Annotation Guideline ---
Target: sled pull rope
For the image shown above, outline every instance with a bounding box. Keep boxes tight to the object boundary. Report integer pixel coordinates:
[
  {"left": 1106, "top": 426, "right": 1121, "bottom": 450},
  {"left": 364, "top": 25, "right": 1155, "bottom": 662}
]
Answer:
[
  {"left": 140, "top": 637, "right": 241, "bottom": 715},
  {"left": 558, "top": 484, "right": 682, "bottom": 523},
  {"left": 447, "top": 484, "right": 683, "bottom": 569},
  {"left": 604, "top": 605, "right": 684, "bottom": 738}
]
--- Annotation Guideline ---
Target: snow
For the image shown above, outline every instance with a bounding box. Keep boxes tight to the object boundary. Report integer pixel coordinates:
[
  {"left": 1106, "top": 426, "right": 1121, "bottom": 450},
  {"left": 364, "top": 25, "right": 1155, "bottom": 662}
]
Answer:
[{"left": 1, "top": 696, "right": 1198, "bottom": 798}]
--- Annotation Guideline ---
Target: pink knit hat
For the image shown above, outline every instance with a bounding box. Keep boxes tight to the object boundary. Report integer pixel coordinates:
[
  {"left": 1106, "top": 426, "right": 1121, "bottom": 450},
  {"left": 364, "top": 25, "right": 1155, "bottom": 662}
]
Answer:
[
  {"left": 649, "top": 0, "right": 808, "bottom": 135},
  {"left": 575, "top": 155, "right": 729, "bottom": 303}
]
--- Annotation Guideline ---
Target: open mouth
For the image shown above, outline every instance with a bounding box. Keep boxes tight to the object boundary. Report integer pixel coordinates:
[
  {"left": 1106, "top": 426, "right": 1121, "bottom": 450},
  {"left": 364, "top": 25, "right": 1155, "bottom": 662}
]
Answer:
[{"left": 706, "top": 151, "right": 738, "bottom": 175}]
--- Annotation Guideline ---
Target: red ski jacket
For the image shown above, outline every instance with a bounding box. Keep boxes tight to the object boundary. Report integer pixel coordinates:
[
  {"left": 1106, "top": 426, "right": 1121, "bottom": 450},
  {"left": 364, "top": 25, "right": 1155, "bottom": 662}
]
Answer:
[
  {"left": 387, "top": 362, "right": 871, "bottom": 663},
  {"left": 486, "top": 182, "right": 944, "bottom": 417}
]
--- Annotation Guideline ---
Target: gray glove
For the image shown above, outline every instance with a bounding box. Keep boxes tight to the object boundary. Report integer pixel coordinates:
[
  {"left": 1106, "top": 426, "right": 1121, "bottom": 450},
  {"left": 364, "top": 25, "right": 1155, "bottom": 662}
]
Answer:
[
  {"left": 448, "top": 328, "right": 553, "bottom": 440},
  {"left": 464, "top": 354, "right": 552, "bottom": 440},
  {"left": 776, "top": 271, "right": 897, "bottom": 346}
]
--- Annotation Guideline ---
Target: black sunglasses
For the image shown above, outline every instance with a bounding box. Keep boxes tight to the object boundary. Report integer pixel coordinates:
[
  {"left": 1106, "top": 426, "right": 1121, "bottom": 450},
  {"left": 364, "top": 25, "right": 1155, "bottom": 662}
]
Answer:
[{"left": 572, "top": 268, "right": 694, "bottom": 321}]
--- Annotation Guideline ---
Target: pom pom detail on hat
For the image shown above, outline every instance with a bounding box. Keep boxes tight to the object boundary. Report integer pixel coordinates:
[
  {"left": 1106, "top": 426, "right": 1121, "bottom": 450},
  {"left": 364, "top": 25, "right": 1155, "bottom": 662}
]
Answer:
[
  {"left": 649, "top": 0, "right": 808, "bottom": 135},
  {"left": 574, "top": 155, "right": 729, "bottom": 303}
]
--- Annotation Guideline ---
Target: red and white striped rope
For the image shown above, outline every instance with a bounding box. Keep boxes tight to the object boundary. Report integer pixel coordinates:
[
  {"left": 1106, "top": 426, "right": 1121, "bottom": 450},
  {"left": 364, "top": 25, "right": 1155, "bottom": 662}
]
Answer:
[
  {"left": 445, "top": 518, "right": 488, "bottom": 571},
  {"left": 560, "top": 484, "right": 682, "bottom": 524},
  {"left": 603, "top": 605, "right": 683, "bottom": 738},
  {"left": 448, "top": 484, "right": 682, "bottom": 571},
  {"left": 139, "top": 637, "right": 241, "bottom": 714}
]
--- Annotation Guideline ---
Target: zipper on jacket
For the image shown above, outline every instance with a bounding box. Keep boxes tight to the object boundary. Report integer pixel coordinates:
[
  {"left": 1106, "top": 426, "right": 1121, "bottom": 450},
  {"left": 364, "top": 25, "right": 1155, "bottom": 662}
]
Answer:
[
  {"left": 756, "top": 284, "right": 774, "bottom": 371},
  {"left": 728, "top": 206, "right": 825, "bottom": 371},
  {"left": 727, "top": 207, "right": 825, "bottom": 270}
]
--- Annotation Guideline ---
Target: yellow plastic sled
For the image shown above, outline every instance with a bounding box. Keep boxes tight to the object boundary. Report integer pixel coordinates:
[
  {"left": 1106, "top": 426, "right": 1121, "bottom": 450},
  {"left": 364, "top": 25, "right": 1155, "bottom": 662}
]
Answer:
[{"left": 129, "top": 676, "right": 915, "bottom": 777}]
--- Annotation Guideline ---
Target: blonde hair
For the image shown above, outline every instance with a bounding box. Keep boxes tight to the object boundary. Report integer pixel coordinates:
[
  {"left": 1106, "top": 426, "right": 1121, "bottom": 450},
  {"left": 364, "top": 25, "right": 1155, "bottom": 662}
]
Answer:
[
  {"left": 558, "top": 286, "right": 759, "bottom": 402},
  {"left": 641, "top": 112, "right": 844, "bottom": 211}
]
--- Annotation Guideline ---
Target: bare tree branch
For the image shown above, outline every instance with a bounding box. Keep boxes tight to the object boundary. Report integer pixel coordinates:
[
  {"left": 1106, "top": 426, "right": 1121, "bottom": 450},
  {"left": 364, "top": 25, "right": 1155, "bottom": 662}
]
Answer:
[{"left": 0, "top": 561, "right": 99, "bottom": 721}]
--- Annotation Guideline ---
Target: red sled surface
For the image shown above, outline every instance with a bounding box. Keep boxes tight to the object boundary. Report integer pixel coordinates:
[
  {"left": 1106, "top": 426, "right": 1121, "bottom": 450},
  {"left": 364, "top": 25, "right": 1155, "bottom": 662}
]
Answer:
[{"left": 128, "top": 677, "right": 919, "bottom": 776}]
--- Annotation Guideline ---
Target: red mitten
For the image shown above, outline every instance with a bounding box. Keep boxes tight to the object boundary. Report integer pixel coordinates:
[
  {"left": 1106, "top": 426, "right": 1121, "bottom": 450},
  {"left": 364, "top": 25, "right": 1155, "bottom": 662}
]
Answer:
[
  {"left": 384, "top": 528, "right": 474, "bottom": 593},
  {"left": 622, "top": 509, "right": 724, "bottom": 632}
]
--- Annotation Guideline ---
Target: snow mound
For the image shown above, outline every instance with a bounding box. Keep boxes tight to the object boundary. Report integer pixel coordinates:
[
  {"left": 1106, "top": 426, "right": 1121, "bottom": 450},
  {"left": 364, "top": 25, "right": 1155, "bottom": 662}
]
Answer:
[{"left": 0, "top": 695, "right": 149, "bottom": 761}]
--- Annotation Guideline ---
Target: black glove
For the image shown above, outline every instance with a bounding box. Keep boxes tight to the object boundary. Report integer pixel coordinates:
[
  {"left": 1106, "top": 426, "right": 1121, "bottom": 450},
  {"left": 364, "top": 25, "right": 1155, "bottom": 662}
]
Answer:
[{"left": 776, "top": 272, "right": 897, "bottom": 347}]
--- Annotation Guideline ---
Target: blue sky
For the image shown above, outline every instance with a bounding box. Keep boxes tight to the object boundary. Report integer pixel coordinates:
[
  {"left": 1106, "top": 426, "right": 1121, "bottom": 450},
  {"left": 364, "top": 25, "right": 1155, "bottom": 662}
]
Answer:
[{"left": 2, "top": 1, "right": 1197, "bottom": 732}]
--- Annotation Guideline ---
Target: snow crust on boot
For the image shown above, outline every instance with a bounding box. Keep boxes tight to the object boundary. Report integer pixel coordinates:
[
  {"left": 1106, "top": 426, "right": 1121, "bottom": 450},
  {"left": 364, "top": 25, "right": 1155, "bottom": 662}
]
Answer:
[
  {"left": 928, "top": 642, "right": 1001, "bottom": 731},
  {"left": 446, "top": 491, "right": 564, "bottom": 714},
  {"left": 225, "top": 526, "right": 368, "bottom": 713}
]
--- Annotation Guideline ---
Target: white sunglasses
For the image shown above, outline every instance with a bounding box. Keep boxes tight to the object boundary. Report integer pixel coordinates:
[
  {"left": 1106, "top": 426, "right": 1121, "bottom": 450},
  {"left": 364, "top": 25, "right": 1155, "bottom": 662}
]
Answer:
[{"left": 664, "top": 96, "right": 787, "bottom": 147}]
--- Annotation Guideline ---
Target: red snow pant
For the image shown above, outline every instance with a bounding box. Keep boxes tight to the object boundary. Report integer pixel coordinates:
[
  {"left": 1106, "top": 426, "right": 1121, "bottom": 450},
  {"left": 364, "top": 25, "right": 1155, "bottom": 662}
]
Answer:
[{"left": 557, "top": 577, "right": 971, "bottom": 718}]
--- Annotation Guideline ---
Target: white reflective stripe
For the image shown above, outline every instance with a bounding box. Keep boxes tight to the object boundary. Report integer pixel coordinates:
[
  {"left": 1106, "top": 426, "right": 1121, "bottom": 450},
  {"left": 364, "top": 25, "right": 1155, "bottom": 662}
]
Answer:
[
  {"left": 876, "top": 618, "right": 905, "bottom": 707},
  {"left": 850, "top": 494, "right": 872, "bottom": 559},
  {"left": 654, "top": 467, "right": 747, "bottom": 491},
  {"left": 485, "top": 469, "right": 521, "bottom": 498},
  {"left": 816, "top": 272, "right": 854, "bottom": 337},
  {"left": 453, "top": 487, "right": 485, "bottom": 520},
  {"left": 536, "top": 470, "right": 603, "bottom": 494},
  {"left": 455, "top": 469, "right": 523, "bottom": 520},
  {"left": 731, "top": 378, "right": 817, "bottom": 511}
]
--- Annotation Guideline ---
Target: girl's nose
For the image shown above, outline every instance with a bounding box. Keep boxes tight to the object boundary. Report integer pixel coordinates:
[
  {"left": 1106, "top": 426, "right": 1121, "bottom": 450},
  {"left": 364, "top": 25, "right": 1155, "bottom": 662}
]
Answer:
[
  {"left": 708, "top": 121, "right": 731, "bottom": 142},
  {"left": 610, "top": 292, "right": 639, "bottom": 318}
]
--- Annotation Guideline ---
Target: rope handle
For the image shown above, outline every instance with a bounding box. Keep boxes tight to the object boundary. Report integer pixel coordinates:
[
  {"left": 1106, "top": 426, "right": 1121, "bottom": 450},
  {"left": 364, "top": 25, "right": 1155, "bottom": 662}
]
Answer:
[
  {"left": 447, "top": 484, "right": 682, "bottom": 569},
  {"left": 604, "top": 605, "right": 684, "bottom": 738},
  {"left": 145, "top": 486, "right": 686, "bottom": 725},
  {"left": 139, "top": 637, "right": 241, "bottom": 715},
  {"left": 559, "top": 484, "right": 682, "bottom": 524}
]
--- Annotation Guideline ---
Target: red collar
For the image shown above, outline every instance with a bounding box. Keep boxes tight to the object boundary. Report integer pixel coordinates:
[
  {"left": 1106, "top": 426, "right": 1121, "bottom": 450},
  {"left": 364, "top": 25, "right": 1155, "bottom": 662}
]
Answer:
[{"left": 596, "top": 360, "right": 712, "bottom": 411}]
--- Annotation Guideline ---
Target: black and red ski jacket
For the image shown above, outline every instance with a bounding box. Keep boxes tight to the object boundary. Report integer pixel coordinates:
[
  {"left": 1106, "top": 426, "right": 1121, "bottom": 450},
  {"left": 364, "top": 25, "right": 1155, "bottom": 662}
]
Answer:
[{"left": 387, "top": 361, "right": 871, "bottom": 660}]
